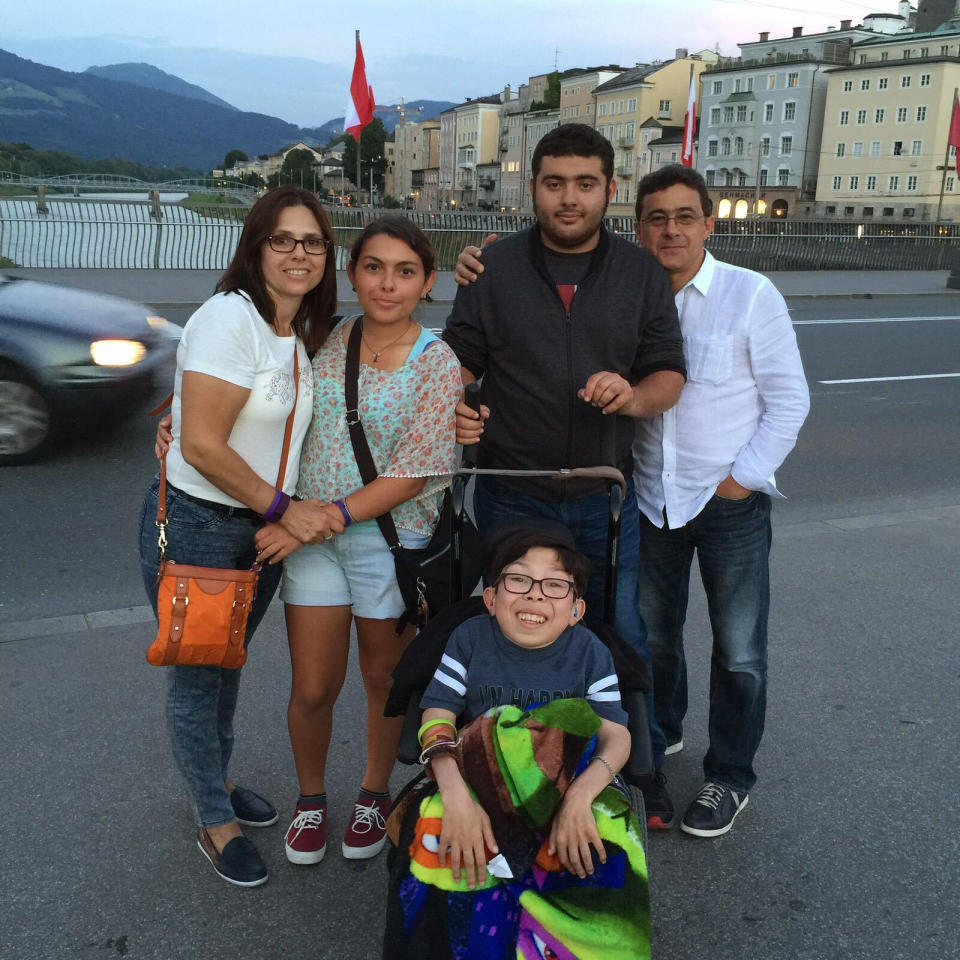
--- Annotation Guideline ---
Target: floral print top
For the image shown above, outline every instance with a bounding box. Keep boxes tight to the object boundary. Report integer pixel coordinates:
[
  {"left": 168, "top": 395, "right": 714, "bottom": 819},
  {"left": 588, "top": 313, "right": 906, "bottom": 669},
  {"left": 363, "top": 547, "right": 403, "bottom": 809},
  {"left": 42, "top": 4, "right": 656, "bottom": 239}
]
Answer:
[{"left": 296, "top": 321, "right": 463, "bottom": 536}]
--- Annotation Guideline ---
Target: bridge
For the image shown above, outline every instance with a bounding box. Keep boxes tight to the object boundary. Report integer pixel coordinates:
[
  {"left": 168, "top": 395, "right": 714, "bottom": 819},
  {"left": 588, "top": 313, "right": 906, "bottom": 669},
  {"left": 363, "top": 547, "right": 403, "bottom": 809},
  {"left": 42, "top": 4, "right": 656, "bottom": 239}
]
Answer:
[{"left": 0, "top": 172, "right": 258, "bottom": 202}]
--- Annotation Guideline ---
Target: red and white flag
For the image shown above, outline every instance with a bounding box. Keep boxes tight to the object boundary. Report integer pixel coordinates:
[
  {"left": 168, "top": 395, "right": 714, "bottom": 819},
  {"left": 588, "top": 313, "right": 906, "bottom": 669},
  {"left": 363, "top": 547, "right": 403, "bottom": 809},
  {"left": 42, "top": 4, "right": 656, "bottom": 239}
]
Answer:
[
  {"left": 345, "top": 33, "right": 375, "bottom": 141},
  {"left": 681, "top": 71, "right": 697, "bottom": 167},
  {"left": 948, "top": 92, "right": 960, "bottom": 152}
]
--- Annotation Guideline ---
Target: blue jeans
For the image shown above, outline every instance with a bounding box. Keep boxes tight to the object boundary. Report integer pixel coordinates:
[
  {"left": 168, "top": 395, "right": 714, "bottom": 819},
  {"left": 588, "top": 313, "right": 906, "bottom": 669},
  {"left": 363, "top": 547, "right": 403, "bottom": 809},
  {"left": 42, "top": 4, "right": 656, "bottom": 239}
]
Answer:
[
  {"left": 474, "top": 476, "right": 666, "bottom": 768},
  {"left": 637, "top": 492, "right": 772, "bottom": 794},
  {"left": 138, "top": 477, "right": 282, "bottom": 827}
]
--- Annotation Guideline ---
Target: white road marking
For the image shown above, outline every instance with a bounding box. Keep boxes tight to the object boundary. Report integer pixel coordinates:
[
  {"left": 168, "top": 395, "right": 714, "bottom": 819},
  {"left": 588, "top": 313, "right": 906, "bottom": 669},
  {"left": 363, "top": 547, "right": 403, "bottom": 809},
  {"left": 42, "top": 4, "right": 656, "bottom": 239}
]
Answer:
[
  {"left": 793, "top": 315, "right": 959, "bottom": 325},
  {"left": 819, "top": 373, "right": 960, "bottom": 384}
]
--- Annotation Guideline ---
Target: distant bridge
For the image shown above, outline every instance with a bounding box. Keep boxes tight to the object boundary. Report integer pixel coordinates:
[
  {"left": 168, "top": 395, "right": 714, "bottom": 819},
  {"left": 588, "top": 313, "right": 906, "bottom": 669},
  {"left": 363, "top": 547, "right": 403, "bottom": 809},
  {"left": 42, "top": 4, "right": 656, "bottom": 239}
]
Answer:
[{"left": 0, "top": 172, "right": 258, "bottom": 202}]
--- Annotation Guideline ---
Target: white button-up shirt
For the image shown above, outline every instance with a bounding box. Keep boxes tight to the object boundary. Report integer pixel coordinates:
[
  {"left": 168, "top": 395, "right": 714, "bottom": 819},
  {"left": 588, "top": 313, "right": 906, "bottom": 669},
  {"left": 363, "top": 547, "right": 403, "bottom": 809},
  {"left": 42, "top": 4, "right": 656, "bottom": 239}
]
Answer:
[{"left": 633, "top": 251, "right": 810, "bottom": 530}]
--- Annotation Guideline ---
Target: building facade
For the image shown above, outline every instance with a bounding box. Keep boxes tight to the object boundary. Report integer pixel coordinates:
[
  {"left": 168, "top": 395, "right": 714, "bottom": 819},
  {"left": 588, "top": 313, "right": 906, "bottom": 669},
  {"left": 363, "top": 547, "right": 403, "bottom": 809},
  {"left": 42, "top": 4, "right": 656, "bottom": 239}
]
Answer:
[
  {"left": 815, "top": 18, "right": 960, "bottom": 219},
  {"left": 560, "top": 67, "right": 624, "bottom": 124},
  {"left": 593, "top": 50, "right": 719, "bottom": 214},
  {"left": 698, "top": 23, "right": 882, "bottom": 218},
  {"left": 390, "top": 119, "right": 441, "bottom": 205}
]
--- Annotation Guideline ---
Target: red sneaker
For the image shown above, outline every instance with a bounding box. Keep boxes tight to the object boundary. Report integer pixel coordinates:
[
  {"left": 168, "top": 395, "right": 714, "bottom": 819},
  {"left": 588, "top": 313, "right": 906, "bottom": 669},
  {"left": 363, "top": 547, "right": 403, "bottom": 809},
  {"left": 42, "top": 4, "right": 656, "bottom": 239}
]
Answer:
[
  {"left": 284, "top": 800, "right": 327, "bottom": 865},
  {"left": 341, "top": 790, "right": 391, "bottom": 860}
]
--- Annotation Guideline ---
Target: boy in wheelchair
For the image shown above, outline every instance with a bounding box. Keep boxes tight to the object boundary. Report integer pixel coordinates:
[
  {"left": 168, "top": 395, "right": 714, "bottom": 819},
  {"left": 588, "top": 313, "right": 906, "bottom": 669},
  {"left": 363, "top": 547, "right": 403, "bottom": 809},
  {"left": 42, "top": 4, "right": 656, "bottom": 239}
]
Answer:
[{"left": 383, "top": 526, "right": 650, "bottom": 959}]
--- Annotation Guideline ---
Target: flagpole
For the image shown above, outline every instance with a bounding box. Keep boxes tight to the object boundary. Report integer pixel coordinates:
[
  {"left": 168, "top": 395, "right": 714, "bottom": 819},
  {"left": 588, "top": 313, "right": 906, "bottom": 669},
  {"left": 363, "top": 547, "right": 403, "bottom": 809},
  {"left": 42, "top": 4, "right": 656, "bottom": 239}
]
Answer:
[
  {"left": 355, "top": 30, "right": 362, "bottom": 203},
  {"left": 936, "top": 87, "right": 958, "bottom": 223}
]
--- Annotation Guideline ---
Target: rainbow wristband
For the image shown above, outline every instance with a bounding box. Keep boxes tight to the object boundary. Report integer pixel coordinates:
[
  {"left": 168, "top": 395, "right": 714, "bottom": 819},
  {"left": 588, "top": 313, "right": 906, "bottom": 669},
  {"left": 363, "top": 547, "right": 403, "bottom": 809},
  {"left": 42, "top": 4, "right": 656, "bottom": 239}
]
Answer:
[{"left": 417, "top": 718, "right": 457, "bottom": 746}]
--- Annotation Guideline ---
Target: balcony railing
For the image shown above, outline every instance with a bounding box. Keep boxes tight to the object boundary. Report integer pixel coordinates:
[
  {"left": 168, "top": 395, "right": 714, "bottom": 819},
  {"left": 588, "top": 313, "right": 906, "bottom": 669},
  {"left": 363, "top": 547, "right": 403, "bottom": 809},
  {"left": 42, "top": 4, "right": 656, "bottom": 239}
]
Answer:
[
  {"left": 615, "top": 165, "right": 633, "bottom": 177},
  {"left": 618, "top": 137, "right": 635, "bottom": 149}
]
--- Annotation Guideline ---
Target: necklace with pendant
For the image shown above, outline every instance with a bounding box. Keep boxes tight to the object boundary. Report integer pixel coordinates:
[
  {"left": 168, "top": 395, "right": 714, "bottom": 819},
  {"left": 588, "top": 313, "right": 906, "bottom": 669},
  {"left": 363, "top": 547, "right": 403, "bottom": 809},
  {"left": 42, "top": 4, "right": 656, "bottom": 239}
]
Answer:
[{"left": 359, "top": 318, "right": 412, "bottom": 363}]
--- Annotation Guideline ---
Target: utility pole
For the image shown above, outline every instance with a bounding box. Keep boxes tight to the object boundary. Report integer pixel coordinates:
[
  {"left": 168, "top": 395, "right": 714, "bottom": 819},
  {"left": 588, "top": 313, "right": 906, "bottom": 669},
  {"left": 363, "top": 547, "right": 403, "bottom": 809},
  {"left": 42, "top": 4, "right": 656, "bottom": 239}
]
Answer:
[
  {"left": 936, "top": 87, "right": 959, "bottom": 222},
  {"left": 355, "top": 29, "right": 362, "bottom": 204}
]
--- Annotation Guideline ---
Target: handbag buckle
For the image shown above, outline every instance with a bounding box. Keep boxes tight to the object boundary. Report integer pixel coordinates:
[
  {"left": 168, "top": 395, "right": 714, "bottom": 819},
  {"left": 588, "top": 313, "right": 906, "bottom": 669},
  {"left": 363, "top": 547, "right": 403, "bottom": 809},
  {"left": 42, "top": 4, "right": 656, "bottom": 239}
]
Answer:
[
  {"left": 156, "top": 519, "right": 168, "bottom": 559},
  {"left": 172, "top": 595, "right": 189, "bottom": 608},
  {"left": 345, "top": 407, "right": 360, "bottom": 427}
]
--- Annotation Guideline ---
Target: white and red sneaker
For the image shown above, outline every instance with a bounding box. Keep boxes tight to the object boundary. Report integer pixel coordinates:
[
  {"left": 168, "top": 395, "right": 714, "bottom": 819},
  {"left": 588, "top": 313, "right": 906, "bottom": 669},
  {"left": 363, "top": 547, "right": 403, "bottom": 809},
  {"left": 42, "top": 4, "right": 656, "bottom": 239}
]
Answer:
[
  {"left": 341, "top": 790, "right": 391, "bottom": 860},
  {"left": 284, "top": 800, "right": 327, "bottom": 865}
]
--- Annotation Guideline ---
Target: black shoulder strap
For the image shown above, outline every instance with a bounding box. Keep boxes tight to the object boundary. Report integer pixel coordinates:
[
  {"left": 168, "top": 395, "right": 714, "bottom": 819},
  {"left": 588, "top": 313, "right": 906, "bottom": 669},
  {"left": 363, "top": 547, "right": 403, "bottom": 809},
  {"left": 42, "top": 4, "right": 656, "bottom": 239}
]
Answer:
[{"left": 344, "top": 319, "right": 402, "bottom": 552}]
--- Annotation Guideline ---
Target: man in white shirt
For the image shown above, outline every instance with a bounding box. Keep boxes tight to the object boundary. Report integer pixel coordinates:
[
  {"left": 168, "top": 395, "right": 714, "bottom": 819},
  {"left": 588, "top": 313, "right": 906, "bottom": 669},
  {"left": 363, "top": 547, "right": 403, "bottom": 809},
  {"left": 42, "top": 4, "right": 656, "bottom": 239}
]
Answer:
[{"left": 632, "top": 165, "right": 810, "bottom": 837}]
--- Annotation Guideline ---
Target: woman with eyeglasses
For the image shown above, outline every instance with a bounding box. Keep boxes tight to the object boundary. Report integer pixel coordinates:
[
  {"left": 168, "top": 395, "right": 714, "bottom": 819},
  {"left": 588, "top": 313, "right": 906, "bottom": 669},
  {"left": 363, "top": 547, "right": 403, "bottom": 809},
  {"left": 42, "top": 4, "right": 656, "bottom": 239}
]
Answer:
[
  {"left": 253, "top": 216, "right": 461, "bottom": 869},
  {"left": 139, "top": 186, "right": 342, "bottom": 887}
]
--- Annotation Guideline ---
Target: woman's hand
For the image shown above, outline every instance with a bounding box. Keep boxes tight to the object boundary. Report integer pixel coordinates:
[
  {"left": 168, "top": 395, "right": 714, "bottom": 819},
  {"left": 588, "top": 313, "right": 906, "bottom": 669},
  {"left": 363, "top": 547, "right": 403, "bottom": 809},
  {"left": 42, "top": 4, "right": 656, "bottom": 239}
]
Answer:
[
  {"left": 279, "top": 498, "right": 345, "bottom": 543},
  {"left": 307, "top": 503, "right": 349, "bottom": 543},
  {"left": 437, "top": 780, "right": 498, "bottom": 890},
  {"left": 155, "top": 415, "right": 173, "bottom": 460},
  {"left": 548, "top": 780, "right": 606, "bottom": 879},
  {"left": 255, "top": 523, "right": 303, "bottom": 564}
]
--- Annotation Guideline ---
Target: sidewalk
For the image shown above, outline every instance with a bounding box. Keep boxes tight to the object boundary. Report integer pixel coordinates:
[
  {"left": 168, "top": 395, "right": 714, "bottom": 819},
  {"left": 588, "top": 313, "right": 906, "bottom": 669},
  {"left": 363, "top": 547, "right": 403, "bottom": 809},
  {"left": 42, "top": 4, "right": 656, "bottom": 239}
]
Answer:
[
  {"left": 1, "top": 502, "right": 956, "bottom": 959},
  {"left": 6, "top": 267, "right": 956, "bottom": 306}
]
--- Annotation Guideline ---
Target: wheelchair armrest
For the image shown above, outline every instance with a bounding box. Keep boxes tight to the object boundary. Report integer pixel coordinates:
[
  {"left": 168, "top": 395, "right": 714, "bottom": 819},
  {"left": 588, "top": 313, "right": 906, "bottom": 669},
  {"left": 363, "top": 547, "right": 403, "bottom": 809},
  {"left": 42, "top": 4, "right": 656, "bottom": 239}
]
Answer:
[
  {"left": 620, "top": 688, "right": 655, "bottom": 787},
  {"left": 397, "top": 689, "right": 425, "bottom": 765}
]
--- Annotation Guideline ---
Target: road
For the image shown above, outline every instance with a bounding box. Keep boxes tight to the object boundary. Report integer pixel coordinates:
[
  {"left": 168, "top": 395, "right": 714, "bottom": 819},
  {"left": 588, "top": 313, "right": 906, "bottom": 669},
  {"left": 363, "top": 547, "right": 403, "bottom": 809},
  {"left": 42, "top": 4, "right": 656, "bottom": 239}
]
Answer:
[{"left": 1, "top": 292, "right": 958, "bottom": 960}]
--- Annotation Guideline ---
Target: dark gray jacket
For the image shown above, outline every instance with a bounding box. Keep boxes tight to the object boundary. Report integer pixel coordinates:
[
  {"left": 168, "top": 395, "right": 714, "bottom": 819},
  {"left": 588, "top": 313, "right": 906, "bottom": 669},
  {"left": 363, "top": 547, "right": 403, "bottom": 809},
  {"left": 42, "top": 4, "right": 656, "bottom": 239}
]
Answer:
[{"left": 443, "top": 226, "right": 685, "bottom": 499}]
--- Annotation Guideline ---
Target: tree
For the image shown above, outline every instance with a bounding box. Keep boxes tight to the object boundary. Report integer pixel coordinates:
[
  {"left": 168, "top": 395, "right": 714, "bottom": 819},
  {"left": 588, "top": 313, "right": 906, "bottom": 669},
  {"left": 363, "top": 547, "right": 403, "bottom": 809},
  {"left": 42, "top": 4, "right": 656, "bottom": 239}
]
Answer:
[
  {"left": 222, "top": 149, "right": 248, "bottom": 170},
  {"left": 276, "top": 148, "right": 319, "bottom": 189},
  {"left": 339, "top": 118, "right": 388, "bottom": 197}
]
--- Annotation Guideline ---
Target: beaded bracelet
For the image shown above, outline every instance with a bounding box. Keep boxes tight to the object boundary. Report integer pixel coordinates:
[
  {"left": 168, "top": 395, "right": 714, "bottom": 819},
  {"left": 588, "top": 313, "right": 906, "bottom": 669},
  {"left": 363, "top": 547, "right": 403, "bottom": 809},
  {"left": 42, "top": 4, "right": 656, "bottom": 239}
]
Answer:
[
  {"left": 419, "top": 737, "right": 462, "bottom": 767},
  {"left": 591, "top": 754, "right": 616, "bottom": 782},
  {"left": 334, "top": 498, "right": 354, "bottom": 527}
]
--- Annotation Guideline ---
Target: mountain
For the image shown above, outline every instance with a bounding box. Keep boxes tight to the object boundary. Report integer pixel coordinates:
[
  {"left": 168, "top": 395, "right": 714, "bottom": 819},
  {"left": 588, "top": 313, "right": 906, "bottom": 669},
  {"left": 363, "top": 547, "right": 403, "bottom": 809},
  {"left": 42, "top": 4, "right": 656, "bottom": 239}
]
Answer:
[
  {"left": 84, "top": 62, "right": 238, "bottom": 112},
  {"left": 306, "top": 100, "right": 457, "bottom": 144},
  {"left": 0, "top": 48, "right": 312, "bottom": 169}
]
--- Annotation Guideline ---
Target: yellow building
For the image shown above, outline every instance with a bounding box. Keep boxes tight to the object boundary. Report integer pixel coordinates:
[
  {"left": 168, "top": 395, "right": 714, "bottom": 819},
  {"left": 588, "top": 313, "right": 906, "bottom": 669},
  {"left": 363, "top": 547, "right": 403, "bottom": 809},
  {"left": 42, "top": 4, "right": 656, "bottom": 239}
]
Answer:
[
  {"left": 815, "top": 19, "right": 960, "bottom": 220},
  {"left": 592, "top": 50, "right": 719, "bottom": 213},
  {"left": 559, "top": 67, "right": 624, "bottom": 124}
]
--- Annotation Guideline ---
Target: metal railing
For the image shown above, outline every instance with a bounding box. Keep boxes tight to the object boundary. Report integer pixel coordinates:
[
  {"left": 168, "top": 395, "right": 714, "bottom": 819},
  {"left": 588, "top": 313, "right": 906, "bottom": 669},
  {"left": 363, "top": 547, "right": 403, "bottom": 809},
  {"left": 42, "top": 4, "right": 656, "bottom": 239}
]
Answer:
[{"left": 2, "top": 196, "right": 958, "bottom": 271}]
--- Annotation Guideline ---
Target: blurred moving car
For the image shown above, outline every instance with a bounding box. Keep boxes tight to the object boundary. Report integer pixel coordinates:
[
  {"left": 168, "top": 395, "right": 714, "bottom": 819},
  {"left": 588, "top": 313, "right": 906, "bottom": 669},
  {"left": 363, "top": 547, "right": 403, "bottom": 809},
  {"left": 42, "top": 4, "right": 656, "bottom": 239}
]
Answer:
[{"left": 0, "top": 274, "right": 179, "bottom": 464}]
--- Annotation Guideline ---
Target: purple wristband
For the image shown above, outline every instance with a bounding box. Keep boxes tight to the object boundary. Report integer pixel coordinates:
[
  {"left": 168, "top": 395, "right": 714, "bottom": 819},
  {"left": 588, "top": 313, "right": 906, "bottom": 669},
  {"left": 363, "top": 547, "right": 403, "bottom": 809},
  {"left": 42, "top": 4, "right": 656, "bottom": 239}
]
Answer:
[
  {"left": 334, "top": 498, "right": 353, "bottom": 527},
  {"left": 261, "top": 490, "right": 291, "bottom": 523}
]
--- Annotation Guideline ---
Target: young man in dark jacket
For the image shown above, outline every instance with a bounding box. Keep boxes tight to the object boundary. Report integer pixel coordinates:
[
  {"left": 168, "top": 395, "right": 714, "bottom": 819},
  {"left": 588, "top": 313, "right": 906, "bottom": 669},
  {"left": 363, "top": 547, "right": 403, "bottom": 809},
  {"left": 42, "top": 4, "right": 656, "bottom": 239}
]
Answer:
[{"left": 445, "top": 124, "right": 686, "bottom": 826}]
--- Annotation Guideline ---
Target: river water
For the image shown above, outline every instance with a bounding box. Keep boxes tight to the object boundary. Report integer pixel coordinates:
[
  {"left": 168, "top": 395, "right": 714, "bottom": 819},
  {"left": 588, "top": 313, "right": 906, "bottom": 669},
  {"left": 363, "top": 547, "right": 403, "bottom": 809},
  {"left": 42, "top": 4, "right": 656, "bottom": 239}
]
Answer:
[{"left": 0, "top": 194, "right": 242, "bottom": 269}]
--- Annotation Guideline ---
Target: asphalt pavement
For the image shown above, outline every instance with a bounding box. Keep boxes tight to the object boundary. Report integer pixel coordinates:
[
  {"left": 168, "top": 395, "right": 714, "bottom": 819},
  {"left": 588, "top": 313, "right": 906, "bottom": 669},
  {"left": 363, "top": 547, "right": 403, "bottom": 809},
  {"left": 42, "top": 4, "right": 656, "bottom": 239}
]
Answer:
[{"left": 1, "top": 272, "right": 958, "bottom": 960}]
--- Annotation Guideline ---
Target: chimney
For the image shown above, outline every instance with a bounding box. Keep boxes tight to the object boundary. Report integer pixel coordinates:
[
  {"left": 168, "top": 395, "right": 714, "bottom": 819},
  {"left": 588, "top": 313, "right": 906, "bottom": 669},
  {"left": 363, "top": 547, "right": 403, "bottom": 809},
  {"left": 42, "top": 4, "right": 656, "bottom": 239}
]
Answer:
[
  {"left": 792, "top": 26, "right": 803, "bottom": 37},
  {"left": 759, "top": 31, "right": 770, "bottom": 42},
  {"left": 840, "top": 18, "right": 851, "bottom": 30},
  {"left": 675, "top": 47, "right": 688, "bottom": 59}
]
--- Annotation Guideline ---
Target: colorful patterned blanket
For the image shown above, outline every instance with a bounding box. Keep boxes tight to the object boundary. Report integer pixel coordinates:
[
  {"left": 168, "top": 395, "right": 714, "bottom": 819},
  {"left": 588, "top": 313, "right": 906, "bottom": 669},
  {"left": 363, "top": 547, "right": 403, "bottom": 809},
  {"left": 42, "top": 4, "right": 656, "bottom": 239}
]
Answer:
[{"left": 383, "top": 699, "right": 650, "bottom": 960}]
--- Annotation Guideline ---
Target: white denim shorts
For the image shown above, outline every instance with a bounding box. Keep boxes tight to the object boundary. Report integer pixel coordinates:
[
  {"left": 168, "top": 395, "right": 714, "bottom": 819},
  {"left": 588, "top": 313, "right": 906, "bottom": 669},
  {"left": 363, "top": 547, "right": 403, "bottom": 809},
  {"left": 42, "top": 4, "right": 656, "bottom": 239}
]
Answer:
[{"left": 279, "top": 520, "right": 430, "bottom": 618}]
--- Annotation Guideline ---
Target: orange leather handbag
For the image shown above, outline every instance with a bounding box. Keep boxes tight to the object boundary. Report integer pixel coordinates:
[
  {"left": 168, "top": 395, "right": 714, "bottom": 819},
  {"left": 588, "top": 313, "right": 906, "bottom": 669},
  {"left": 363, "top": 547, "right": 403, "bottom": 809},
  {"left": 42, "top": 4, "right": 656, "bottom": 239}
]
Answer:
[{"left": 146, "top": 353, "right": 299, "bottom": 669}]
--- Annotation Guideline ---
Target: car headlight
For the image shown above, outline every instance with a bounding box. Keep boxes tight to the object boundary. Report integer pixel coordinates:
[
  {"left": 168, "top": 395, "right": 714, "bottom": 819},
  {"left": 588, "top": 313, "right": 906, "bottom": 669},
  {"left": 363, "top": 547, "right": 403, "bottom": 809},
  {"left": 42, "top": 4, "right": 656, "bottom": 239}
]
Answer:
[
  {"left": 146, "top": 316, "right": 169, "bottom": 330},
  {"left": 90, "top": 339, "right": 147, "bottom": 366}
]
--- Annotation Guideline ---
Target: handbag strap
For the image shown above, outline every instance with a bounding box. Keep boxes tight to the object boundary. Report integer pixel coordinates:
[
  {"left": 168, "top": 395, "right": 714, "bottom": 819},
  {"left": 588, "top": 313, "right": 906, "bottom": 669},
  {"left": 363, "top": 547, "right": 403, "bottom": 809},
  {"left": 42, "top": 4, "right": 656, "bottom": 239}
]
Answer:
[
  {"left": 344, "top": 318, "right": 403, "bottom": 553},
  {"left": 156, "top": 347, "right": 300, "bottom": 528}
]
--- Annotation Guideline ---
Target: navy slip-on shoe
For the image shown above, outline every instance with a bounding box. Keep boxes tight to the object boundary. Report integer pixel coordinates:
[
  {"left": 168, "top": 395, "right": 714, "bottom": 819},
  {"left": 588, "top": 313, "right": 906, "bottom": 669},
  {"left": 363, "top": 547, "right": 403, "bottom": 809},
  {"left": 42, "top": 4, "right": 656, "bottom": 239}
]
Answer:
[
  {"left": 230, "top": 785, "right": 279, "bottom": 827},
  {"left": 197, "top": 828, "right": 268, "bottom": 887}
]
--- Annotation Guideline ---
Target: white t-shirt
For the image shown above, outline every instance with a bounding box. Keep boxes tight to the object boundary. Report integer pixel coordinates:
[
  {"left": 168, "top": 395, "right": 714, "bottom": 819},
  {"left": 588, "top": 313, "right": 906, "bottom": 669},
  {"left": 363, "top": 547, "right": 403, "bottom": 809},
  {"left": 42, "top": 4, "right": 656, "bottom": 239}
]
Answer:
[{"left": 165, "top": 291, "right": 314, "bottom": 506}]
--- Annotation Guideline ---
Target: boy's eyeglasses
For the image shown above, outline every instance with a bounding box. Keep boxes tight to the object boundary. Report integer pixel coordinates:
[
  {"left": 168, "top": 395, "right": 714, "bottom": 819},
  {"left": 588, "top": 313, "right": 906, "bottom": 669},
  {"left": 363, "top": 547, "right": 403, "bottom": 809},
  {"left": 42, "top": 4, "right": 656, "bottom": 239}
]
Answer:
[
  {"left": 497, "top": 573, "right": 577, "bottom": 599},
  {"left": 265, "top": 235, "right": 330, "bottom": 255}
]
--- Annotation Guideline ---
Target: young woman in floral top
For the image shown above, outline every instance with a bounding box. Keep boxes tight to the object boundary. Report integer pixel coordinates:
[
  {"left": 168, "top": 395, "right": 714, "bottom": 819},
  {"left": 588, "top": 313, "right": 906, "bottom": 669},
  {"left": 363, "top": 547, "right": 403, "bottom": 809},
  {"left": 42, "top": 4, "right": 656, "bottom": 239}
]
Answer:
[{"left": 255, "top": 217, "right": 462, "bottom": 867}]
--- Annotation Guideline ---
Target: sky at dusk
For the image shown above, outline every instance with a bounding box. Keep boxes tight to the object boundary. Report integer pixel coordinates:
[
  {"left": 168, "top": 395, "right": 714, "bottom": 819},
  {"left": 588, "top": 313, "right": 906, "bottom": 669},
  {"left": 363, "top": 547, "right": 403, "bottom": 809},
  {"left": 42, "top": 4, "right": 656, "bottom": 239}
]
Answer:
[{"left": 4, "top": 0, "right": 899, "bottom": 127}]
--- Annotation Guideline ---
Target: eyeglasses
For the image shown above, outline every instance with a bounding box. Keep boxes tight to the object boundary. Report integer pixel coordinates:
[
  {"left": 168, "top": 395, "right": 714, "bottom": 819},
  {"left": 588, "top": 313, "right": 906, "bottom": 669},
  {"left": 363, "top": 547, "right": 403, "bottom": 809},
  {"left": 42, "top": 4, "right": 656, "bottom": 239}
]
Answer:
[
  {"left": 497, "top": 572, "right": 577, "bottom": 599},
  {"left": 641, "top": 212, "right": 705, "bottom": 229},
  {"left": 265, "top": 235, "right": 330, "bottom": 255}
]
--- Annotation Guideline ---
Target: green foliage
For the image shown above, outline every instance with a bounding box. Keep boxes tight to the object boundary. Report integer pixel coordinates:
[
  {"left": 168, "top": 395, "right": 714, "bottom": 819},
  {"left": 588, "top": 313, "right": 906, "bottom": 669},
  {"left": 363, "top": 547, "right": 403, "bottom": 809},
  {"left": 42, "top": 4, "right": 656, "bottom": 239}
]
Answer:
[
  {"left": 0, "top": 141, "right": 201, "bottom": 180},
  {"left": 222, "top": 149, "right": 248, "bottom": 170},
  {"left": 179, "top": 193, "right": 247, "bottom": 221},
  {"left": 0, "top": 255, "right": 16, "bottom": 268},
  {"left": 381, "top": 195, "right": 403, "bottom": 209},
  {"left": 530, "top": 71, "right": 561, "bottom": 112},
  {"left": 340, "top": 118, "right": 388, "bottom": 195}
]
